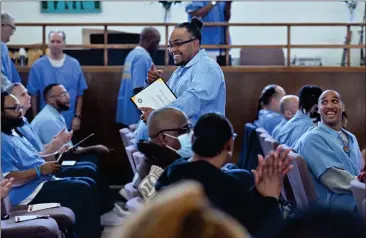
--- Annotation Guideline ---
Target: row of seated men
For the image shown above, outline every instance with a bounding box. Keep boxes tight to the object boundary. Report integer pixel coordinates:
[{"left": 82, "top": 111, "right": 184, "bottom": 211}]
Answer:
[{"left": 1, "top": 81, "right": 366, "bottom": 237}]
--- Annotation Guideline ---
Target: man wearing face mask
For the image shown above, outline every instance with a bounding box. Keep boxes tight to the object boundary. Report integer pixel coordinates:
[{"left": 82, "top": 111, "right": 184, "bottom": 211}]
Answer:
[
  {"left": 277, "top": 85, "right": 323, "bottom": 148},
  {"left": 156, "top": 113, "right": 294, "bottom": 236},
  {"left": 133, "top": 107, "right": 191, "bottom": 199},
  {"left": 27, "top": 30, "right": 88, "bottom": 131}
]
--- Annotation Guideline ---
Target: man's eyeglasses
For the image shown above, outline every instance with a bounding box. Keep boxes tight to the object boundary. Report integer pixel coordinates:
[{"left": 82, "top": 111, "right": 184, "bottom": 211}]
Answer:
[
  {"left": 4, "top": 105, "right": 23, "bottom": 113},
  {"left": 153, "top": 124, "right": 192, "bottom": 138},
  {"left": 2, "top": 24, "right": 16, "bottom": 34},
  {"left": 51, "top": 92, "right": 70, "bottom": 98},
  {"left": 167, "top": 39, "right": 197, "bottom": 49}
]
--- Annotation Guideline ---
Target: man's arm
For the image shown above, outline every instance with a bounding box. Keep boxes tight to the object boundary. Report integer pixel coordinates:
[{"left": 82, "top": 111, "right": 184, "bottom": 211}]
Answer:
[
  {"left": 72, "top": 64, "right": 88, "bottom": 130},
  {"left": 187, "top": 2, "right": 215, "bottom": 18},
  {"left": 5, "top": 169, "right": 38, "bottom": 187},
  {"left": 320, "top": 167, "right": 356, "bottom": 194},
  {"left": 27, "top": 66, "right": 41, "bottom": 117},
  {"left": 75, "top": 96, "right": 83, "bottom": 116},
  {"left": 132, "top": 56, "right": 152, "bottom": 95}
]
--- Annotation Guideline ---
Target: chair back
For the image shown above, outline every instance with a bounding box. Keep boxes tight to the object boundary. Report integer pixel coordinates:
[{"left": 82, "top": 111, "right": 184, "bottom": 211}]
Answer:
[
  {"left": 119, "top": 128, "right": 132, "bottom": 148},
  {"left": 125, "top": 145, "right": 138, "bottom": 173},
  {"left": 350, "top": 180, "right": 366, "bottom": 216},
  {"left": 132, "top": 151, "right": 146, "bottom": 171}
]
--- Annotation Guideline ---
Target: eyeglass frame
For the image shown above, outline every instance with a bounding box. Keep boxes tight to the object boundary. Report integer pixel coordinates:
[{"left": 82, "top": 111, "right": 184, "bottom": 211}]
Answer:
[
  {"left": 167, "top": 38, "right": 197, "bottom": 50},
  {"left": 152, "top": 123, "right": 193, "bottom": 138},
  {"left": 3, "top": 105, "right": 23, "bottom": 113},
  {"left": 2, "top": 24, "right": 16, "bottom": 34}
]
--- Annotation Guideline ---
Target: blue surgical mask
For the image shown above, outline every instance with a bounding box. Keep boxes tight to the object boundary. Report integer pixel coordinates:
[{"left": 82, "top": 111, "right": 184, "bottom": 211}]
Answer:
[{"left": 164, "top": 132, "right": 193, "bottom": 158}]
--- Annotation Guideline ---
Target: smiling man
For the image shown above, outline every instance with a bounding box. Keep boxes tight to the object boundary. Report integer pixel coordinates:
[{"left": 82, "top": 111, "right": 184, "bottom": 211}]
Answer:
[{"left": 295, "top": 90, "right": 363, "bottom": 211}]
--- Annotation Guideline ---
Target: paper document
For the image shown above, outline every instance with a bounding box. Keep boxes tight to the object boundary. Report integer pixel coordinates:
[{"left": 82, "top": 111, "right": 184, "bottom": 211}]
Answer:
[
  {"left": 15, "top": 215, "right": 50, "bottom": 223},
  {"left": 131, "top": 78, "right": 176, "bottom": 110},
  {"left": 28, "top": 203, "right": 61, "bottom": 212}
]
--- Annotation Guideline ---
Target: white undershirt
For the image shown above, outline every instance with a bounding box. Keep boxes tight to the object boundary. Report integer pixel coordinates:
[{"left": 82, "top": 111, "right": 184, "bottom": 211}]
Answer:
[{"left": 47, "top": 54, "right": 66, "bottom": 68}]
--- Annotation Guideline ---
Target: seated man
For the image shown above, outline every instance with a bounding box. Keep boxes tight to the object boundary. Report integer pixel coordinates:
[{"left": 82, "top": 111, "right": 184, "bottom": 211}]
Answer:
[
  {"left": 277, "top": 85, "right": 322, "bottom": 148},
  {"left": 272, "top": 95, "right": 299, "bottom": 140},
  {"left": 295, "top": 90, "right": 363, "bottom": 211},
  {"left": 30, "top": 83, "right": 110, "bottom": 158},
  {"left": 1, "top": 92, "right": 101, "bottom": 238},
  {"left": 254, "top": 84, "right": 286, "bottom": 134},
  {"left": 156, "top": 112, "right": 293, "bottom": 236},
  {"left": 135, "top": 107, "right": 192, "bottom": 199}
]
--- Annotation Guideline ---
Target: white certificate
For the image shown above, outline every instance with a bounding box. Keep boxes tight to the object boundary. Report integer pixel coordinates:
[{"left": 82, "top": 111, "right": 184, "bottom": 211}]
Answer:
[{"left": 131, "top": 78, "right": 176, "bottom": 110}]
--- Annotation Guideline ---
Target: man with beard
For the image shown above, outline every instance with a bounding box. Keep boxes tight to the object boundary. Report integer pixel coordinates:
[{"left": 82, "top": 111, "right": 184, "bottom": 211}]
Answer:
[
  {"left": 30, "top": 83, "right": 110, "bottom": 157},
  {"left": 1, "top": 91, "right": 102, "bottom": 238},
  {"left": 295, "top": 90, "right": 363, "bottom": 211},
  {"left": 116, "top": 27, "right": 160, "bottom": 127},
  {"left": 277, "top": 85, "right": 323, "bottom": 148},
  {"left": 27, "top": 30, "right": 88, "bottom": 131},
  {"left": 134, "top": 17, "right": 226, "bottom": 143}
]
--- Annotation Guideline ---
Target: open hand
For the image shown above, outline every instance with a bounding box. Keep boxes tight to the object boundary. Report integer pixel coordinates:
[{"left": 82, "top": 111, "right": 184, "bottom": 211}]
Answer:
[
  {"left": 0, "top": 178, "right": 13, "bottom": 199},
  {"left": 147, "top": 64, "right": 163, "bottom": 84},
  {"left": 139, "top": 107, "right": 154, "bottom": 123}
]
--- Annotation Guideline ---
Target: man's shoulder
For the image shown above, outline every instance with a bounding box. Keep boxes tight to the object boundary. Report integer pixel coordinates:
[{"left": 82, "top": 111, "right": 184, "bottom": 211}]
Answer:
[
  {"left": 32, "top": 107, "right": 58, "bottom": 125},
  {"left": 65, "top": 55, "right": 82, "bottom": 67},
  {"left": 31, "top": 56, "right": 48, "bottom": 68},
  {"left": 127, "top": 48, "right": 151, "bottom": 63}
]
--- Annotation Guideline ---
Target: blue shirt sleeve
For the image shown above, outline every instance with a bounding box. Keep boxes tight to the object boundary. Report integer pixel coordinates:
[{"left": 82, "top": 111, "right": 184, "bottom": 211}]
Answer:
[
  {"left": 27, "top": 66, "right": 41, "bottom": 96},
  {"left": 10, "top": 61, "right": 21, "bottom": 83},
  {"left": 1, "top": 138, "right": 20, "bottom": 174},
  {"left": 132, "top": 56, "right": 151, "bottom": 89},
  {"left": 186, "top": 1, "right": 206, "bottom": 13},
  {"left": 76, "top": 63, "right": 88, "bottom": 96},
  {"left": 169, "top": 64, "right": 223, "bottom": 119}
]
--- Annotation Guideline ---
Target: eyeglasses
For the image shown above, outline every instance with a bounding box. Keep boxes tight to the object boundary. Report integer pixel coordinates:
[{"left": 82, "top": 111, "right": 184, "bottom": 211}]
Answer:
[
  {"left": 2, "top": 24, "right": 16, "bottom": 34},
  {"left": 4, "top": 105, "right": 23, "bottom": 113},
  {"left": 167, "top": 39, "right": 197, "bottom": 49},
  {"left": 51, "top": 92, "right": 70, "bottom": 98},
  {"left": 154, "top": 124, "right": 192, "bottom": 138}
]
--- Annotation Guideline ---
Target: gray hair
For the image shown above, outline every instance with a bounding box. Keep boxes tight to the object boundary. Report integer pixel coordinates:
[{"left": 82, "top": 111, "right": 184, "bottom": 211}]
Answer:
[
  {"left": 5, "top": 83, "right": 23, "bottom": 94},
  {"left": 1, "top": 12, "right": 15, "bottom": 25},
  {"left": 48, "top": 30, "right": 66, "bottom": 42}
]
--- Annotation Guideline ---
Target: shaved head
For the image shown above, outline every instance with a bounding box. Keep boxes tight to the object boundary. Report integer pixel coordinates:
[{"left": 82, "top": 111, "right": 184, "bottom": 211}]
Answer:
[
  {"left": 318, "top": 90, "right": 342, "bottom": 105},
  {"left": 318, "top": 90, "right": 344, "bottom": 130},
  {"left": 139, "top": 27, "right": 160, "bottom": 55},
  {"left": 280, "top": 95, "right": 299, "bottom": 120},
  {"left": 147, "top": 107, "right": 188, "bottom": 138}
]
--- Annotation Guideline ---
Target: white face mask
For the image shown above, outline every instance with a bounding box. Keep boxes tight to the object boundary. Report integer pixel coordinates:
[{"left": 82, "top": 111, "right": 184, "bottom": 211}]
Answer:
[{"left": 164, "top": 132, "right": 193, "bottom": 158}]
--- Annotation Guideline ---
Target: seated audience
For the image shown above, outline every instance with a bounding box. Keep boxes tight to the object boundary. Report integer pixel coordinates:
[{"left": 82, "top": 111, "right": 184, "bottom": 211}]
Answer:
[
  {"left": 1, "top": 92, "right": 101, "bottom": 238},
  {"left": 277, "top": 85, "right": 322, "bottom": 147},
  {"left": 30, "top": 83, "right": 110, "bottom": 157},
  {"left": 272, "top": 95, "right": 299, "bottom": 140},
  {"left": 135, "top": 107, "right": 189, "bottom": 198},
  {"left": 267, "top": 206, "right": 365, "bottom": 238},
  {"left": 119, "top": 181, "right": 249, "bottom": 238},
  {"left": 156, "top": 112, "right": 293, "bottom": 236},
  {"left": 295, "top": 90, "right": 363, "bottom": 211},
  {"left": 254, "top": 84, "right": 286, "bottom": 134}
]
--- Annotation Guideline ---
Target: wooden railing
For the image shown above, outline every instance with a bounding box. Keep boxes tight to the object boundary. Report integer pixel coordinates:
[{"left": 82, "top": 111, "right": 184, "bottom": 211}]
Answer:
[{"left": 8, "top": 22, "right": 366, "bottom": 66}]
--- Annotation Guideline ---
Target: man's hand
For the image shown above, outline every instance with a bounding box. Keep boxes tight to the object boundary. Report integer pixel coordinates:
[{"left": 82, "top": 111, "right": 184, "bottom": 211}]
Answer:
[
  {"left": 40, "top": 161, "right": 61, "bottom": 175},
  {"left": 139, "top": 107, "right": 154, "bottom": 123},
  {"left": 72, "top": 117, "right": 81, "bottom": 131},
  {"left": 252, "top": 146, "right": 293, "bottom": 199},
  {"left": 0, "top": 178, "right": 13, "bottom": 199},
  {"left": 147, "top": 64, "right": 163, "bottom": 84},
  {"left": 43, "top": 129, "right": 73, "bottom": 154}
]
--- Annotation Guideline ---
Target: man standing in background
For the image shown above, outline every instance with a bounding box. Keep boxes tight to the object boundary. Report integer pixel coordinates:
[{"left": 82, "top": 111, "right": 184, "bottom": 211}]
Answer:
[
  {"left": 185, "top": 1, "right": 231, "bottom": 59},
  {"left": 116, "top": 27, "right": 161, "bottom": 127},
  {"left": 1, "top": 13, "right": 22, "bottom": 84},
  {"left": 27, "top": 30, "right": 88, "bottom": 131}
]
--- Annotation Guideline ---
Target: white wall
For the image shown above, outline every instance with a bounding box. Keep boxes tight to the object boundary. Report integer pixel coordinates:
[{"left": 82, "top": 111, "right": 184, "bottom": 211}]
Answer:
[{"left": 2, "top": 1, "right": 365, "bottom": 65}]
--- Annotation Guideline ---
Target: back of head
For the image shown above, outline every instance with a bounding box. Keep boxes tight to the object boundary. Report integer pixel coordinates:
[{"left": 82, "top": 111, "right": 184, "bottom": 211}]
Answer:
[
  {"left": 118, "top": 181, "right": 248, "bottom": 238},
  {"left": 43, "top": 83, "right": 60, "bottom": 101},
  {"left": 1, "top": 12, "right": 14, "bottom": 25},
  {"left": 269, "top": 206, "right": 365, "bottom": 238},
  {"left": 298, "top": 85, "right": 323, "bottom": 113},
  {"left": 192, "top": 113, "right": 233, "bottom": 157},
  {"left": 175, "top": 17, "right": 203, "bottom": 44},
  {"left": 257, "top": 84, "right": 279, "bottom": 113},
  {"left": 280, "top": 95, "right": 299, "bottom": 117}
]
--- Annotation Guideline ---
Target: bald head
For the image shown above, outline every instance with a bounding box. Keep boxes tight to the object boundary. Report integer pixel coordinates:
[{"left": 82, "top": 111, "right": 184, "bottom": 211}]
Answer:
[
  {"left": 280, "top": 95, "right": 299, "bottom": 120},
  {"left": 147, "top": 107, "right": 188, "bottom": 139},
  {"left": 318, "top": 90, "right": 344, "bottom": 130},
  {"left": 139, "top": 27, "right": 161, "bottom": 55}
]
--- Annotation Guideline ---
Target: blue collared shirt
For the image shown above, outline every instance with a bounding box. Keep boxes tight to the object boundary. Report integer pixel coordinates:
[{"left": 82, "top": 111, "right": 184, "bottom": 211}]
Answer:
[
  {"left": 31, "top": 104, "right": 70, "bottom": 145},
  {"left": 254, "top": 110, "right": 283, "bottom": 134},
  {"left": 27, "top": 55, "right": 88, "bottom": 129},
  {"left": 277, "top": 110, "right": 315, "bottom": 148},
  {"left": 116, "top": 47, "right": 152, "bottom": 125},
  {"left": 1, "top": 41, "right": 21, "bottom": 83},
  {"left": 295, "top": 122, "right": 363, "bottom": 210},
  {"left": 186, "top": 2, "right": 229, "bottom": 49},
  {"left": 271, "top": 118, "right": 288, "bottom": 140},
  {"left": 1, "top": 131, "right": 52, "bottom": 205},
  {"left": 17, "top": 117, "right": 45, "bottom": 152}
]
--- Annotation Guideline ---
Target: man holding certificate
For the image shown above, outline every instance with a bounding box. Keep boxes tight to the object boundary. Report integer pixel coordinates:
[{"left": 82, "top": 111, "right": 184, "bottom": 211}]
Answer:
[{"left": 139, "top": 17, "right": 226, "bottom": 129}]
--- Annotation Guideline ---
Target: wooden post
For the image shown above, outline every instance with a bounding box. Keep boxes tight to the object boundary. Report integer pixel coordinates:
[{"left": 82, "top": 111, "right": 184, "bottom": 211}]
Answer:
[
  {"left": 104, "top": 25, "right": 108, "bottom": 66},
  {"left": 165, "top": 25, "right": 169, "bottom": 66},
  {"left": 225, "top": 23, "right": 229, "bottom": 66},
  {"left": 287, "top": 25, "right": 291, "bottom": 66},
  {"left": 42, "top": 25, "right": 46, "bottom": 55},
  {"left": 346, "top": 25, "right": 351, "bottom": 67}
]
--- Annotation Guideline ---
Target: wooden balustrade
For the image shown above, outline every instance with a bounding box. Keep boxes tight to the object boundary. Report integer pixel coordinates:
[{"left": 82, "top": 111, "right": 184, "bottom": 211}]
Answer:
[{"left": 8, "top": 22, "right": 366, "bottom": 66}]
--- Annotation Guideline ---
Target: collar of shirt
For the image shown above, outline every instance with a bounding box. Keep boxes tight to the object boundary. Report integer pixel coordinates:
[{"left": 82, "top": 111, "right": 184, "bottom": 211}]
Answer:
[
  {"left": 317, "top": 121, "right": 354, "bottom": 143},
  {"left": 135, "top": 45, "right": 150, "bottom": 55},
  {"left": 181, "top": 49, "right": 207, "bottom": 69},
  {"left": 294, "top": 110, "right": 312, "bottom": 121},
  {"left": 44, "top": 104, "right": 65, "bottom": 123}
]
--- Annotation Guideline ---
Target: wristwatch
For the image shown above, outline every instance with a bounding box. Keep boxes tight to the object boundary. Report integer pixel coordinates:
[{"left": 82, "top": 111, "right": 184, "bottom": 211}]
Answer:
[
  {"left": 211, "top": 1, "right": 217, "bottom": 6},
  {"left": 74, "top": 114, "right": 81, "bottom": 119}
]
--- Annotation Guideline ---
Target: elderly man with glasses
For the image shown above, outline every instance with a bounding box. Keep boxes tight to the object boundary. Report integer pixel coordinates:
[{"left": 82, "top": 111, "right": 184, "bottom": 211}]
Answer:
[{"left": 1, "top": 12, "right": 21, "bottom": 84}]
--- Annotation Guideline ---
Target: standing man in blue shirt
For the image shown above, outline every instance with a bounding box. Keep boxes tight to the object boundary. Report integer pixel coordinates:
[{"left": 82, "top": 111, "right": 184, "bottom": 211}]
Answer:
[
  {"left": 116, "top": 27, "right": 160, "bottom": 127},
  {"left": 185, "top": 1, "right": 231, "bottom": 58},
  {"left": 295, "top": 90, "right": 363, "bottom": 211},
  {"left": 1, "top": 13, "right": 22, "bottom": 84},
  {"left": 27, "top": 30, "right": 88, "bottom": 131}
]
